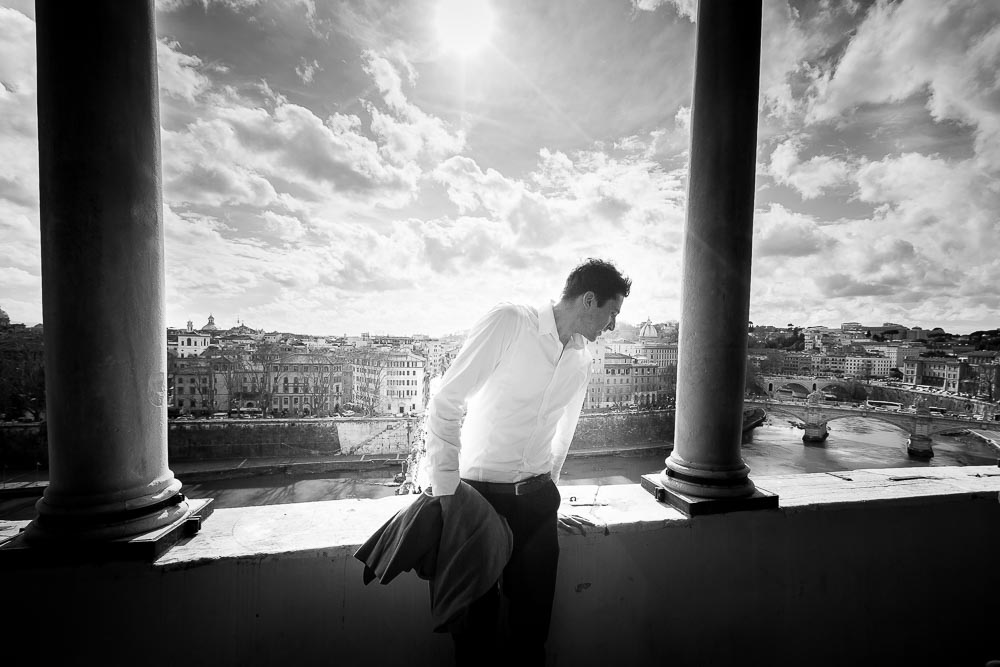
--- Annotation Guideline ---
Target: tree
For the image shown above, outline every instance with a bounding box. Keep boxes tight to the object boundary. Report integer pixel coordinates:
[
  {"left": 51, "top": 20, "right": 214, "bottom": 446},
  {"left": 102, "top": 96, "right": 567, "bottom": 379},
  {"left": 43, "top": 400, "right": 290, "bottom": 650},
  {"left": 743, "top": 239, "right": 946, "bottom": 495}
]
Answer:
[
  {"left": 352, "top": 347, "right": 390, "bottom": 416},
  {"left": 289, "top": 352, "right": 341, "bottom": 417},
  {"left": 655, "top": 363, "right": 677, "bottom": 400},
  {"left": 251, "top": 342, "right": 286, "bottom": 416},
  {"left": 212, "top": 352, "right": 258, "bottom": 411},
  {"left": 169, "top": 355, "right": 216, "bottom": 416},
  {"left": 970, "top": 329, "right": 1000, "bottom": 351},
  {"left": 0, "top": 352, "right": 45, "bottom": 420},
  {"left": 0, "top": 336, "right": 46, "bottom": 421},
  {"left": 974, "top": 364, "right": 999, "bottom": 401},
  {"left": 744, "top": 360, "right": 767, "bottom": 396}
]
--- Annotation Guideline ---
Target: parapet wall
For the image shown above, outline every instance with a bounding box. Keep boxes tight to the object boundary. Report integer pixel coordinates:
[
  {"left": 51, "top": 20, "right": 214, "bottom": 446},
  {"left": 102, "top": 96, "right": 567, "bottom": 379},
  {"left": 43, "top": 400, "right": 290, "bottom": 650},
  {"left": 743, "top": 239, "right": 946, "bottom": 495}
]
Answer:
[
  {"left": 4, "top": 467, "right": 998, "bottom": 666},
  {"left": 0, "top": 411, "right": 675, "bottom": 466}
]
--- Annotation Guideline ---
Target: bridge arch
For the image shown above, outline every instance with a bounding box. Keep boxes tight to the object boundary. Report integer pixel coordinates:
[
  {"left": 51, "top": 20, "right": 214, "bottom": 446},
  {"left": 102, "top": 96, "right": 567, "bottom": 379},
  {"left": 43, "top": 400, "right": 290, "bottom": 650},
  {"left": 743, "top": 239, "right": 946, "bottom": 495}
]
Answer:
[
  {"left": 758, "top": 376, "right": 869, "bottom": 402},
  {"left": 758, "top": 406, "right": 807, "bottom": 424},
  {"left": 769, "top": 381, "right": 813, "bottom": 399},
  {"left": 823, "top": 413, "right": 910, "bottom": 431}
]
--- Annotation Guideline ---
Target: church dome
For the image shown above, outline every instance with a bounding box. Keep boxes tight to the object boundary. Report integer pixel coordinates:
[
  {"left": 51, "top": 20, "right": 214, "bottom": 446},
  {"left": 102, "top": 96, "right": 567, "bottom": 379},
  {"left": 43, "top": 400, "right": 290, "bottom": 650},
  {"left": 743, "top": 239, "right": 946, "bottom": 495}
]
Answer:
[
  {"left": 202, "top": 314, "right": 218, "bottom": 331},
  {"left": 638, "top": 318, "right": 658, "bottom": 338}
]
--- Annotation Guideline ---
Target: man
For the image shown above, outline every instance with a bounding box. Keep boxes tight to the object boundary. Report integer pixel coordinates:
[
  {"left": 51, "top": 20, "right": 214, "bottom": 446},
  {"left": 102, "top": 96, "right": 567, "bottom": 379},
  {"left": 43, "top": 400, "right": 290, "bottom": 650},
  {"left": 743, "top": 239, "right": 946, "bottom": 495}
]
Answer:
[{"left": 424, "top": 258, "right": 631, "bottom": 666}]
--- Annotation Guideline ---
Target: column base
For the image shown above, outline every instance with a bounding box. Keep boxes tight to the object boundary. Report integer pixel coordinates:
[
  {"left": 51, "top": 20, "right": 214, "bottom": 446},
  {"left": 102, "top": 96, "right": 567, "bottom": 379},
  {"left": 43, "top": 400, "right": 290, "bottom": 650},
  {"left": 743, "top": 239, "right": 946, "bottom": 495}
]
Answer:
[
  {"left": 803, "top": 424, "right": 829, "bottom": 442},
  {"left": 0, "top": 498, "right": 213, "bottom": 565},
  {"left": 641, "top": 474, "right": 778, "bottom": 516}
]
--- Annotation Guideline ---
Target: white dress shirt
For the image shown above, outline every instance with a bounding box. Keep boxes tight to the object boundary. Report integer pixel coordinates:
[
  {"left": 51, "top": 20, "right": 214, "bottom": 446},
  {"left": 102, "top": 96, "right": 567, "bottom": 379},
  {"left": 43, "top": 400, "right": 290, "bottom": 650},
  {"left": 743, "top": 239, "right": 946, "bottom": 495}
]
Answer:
[{"left": 424, "top": 302, "right": 592, "bottom": 496}]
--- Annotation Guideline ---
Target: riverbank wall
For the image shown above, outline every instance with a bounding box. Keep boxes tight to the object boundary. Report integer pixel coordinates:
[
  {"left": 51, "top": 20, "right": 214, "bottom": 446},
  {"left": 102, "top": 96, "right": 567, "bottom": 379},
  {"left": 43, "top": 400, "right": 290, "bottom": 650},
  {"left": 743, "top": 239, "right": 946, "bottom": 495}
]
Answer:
[{"left": 0, "top": 410, "right": 677, "bottom": 469}]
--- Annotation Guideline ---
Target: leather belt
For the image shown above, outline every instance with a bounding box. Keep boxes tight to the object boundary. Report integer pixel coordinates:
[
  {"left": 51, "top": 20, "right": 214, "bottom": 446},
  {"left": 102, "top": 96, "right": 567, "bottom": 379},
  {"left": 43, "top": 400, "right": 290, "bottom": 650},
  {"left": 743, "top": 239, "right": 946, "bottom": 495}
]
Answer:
[{"left": 463, "top": 472, "right": 552, "bottom": 496}]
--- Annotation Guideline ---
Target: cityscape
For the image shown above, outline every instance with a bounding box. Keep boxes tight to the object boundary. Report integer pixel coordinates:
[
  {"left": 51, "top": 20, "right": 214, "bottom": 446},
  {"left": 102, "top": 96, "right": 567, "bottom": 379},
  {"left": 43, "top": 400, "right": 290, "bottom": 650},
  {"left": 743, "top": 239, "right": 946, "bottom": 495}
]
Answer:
[{"left": 3, "top": 304, "right": 998, "bottom": 425}]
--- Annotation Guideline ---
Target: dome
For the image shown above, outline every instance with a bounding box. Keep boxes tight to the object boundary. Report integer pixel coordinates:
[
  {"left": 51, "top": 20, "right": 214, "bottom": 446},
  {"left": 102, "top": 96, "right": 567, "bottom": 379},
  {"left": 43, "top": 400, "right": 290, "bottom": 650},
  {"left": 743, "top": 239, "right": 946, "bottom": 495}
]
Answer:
[
  {"left": 637, "top": 318, "right": 658, "bottom": 339},
  {"left": 202, "top": 314, "right": 218, "bottom": 331}
]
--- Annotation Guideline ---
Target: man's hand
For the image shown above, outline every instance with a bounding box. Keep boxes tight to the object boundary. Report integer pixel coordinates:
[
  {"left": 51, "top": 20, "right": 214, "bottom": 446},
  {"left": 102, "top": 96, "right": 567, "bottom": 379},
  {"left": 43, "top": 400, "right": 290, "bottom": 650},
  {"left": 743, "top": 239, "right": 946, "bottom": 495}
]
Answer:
[{"left": 557, "top": 512, "right": 595, "bottom": 535}]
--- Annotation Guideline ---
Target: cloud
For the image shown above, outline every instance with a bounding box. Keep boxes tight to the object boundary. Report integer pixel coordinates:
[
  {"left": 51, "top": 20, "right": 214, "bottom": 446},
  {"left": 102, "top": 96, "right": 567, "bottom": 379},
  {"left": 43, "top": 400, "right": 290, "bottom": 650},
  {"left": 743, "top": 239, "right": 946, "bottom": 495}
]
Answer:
[
  {"left": 768, "top": 138, "right": 852, "bottom": 199},
  {"left": 433, "top": 155, "right": 563, "bottom": 250},
  {"left": 854, "top": 152, "right": 999, "bottom": 253},
  {"left": 0, "top": 266, "right": 37, "bottom": 288},
  {"left": 295, "top": 58, "right": 321, "bottom": 84},
  {"left": 418, "top": 216, "right": 513, "bottom": 273},
  {"left": 0, "top": 8, "right": 34, "bottom": 97},
  {"left": 433, "top": 155, "right": 525, "bottom": 217},
  {"left": 807, "top": 1, "right": 1000, "bottom": 169},
  {"left": 754, "top": 204, "right": 837, "bottom": 257},
  {"left": 361, "top": 51, "right": 465, "bottom": 167},
  {"left": 0, "top": 8, "right": 38, "bottom": 212},
  {"left": 262, "top": 211, "right": 306, "bottom": 241},
  {"left": 757, "top": 1, "right": 827, "bottom": 121},
  {"left": 158, "top": 44, "right": 467, "bottom": 224},
  {"left": 0, "top": 10, "right": 40, "bottom": 320},
  {"left": 814, "top": 273, "right": 897, "bottom": 298},
  {"left": 631, "top": 0, "right": 696, "bottom": 21},
  {"left": 157, "top": 39, "right": 212, "bottom": 102},
  {"left": 156, "top": 0, "right": 264, "bottom": 11}
]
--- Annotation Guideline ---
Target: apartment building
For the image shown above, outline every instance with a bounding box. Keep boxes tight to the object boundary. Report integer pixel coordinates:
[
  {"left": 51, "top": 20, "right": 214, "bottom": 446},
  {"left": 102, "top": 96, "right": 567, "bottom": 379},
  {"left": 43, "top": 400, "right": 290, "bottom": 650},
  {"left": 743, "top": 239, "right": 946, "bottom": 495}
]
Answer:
[{"left": 902, "top": 357, "right": 971, "bottom": 392}]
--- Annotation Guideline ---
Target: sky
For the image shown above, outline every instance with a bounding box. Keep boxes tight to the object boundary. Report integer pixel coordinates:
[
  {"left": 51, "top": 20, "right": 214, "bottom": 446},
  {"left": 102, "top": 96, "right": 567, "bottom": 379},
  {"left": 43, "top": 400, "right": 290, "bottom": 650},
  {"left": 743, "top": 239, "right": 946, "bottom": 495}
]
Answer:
[{"left": 1, "top": 0, "right": 999, "bottom": 337}]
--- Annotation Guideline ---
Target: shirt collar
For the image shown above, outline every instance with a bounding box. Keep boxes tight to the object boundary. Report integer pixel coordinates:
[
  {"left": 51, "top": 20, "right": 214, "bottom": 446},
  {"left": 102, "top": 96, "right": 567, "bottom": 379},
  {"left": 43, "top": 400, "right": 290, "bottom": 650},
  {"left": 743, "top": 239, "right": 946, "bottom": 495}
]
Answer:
[
  {"left": 538, "top": 301, "right": 559, "bottom": 338},
  {"left": 538, "top": 301, "right": 587, "bottom": 351}
]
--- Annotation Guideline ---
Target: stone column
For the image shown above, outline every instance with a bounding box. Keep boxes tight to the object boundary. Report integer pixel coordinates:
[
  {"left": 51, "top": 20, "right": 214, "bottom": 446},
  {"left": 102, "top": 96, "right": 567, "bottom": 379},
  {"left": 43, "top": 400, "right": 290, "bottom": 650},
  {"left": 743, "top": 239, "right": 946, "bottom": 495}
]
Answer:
[
  {"left": 27, "top": 0, "right": 189, "bottom": 542},
  {"left": 660, "top": 0, "right": 763, "bottom": 500}
]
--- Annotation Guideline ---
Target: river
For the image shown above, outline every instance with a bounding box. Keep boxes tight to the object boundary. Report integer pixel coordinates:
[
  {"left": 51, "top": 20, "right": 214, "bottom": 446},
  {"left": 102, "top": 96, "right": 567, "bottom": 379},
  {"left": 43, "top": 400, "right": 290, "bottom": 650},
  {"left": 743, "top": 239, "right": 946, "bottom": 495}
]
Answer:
[
  {"left": 1, "top": 417, "right": 995, "bottom": 520},
  {"left": 560, "top": 415, "right": 998, "bottom": 486},
  {"left": 176, "top": 415, "right": 998, "bottom": 508}
]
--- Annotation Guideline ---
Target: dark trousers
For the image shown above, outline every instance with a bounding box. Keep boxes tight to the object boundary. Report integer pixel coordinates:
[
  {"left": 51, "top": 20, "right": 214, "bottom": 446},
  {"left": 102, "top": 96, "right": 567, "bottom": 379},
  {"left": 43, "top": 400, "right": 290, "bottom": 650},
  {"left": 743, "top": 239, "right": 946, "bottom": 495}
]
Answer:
[{"left": 452, "top": 478, "right": 561, "bottom": 667}]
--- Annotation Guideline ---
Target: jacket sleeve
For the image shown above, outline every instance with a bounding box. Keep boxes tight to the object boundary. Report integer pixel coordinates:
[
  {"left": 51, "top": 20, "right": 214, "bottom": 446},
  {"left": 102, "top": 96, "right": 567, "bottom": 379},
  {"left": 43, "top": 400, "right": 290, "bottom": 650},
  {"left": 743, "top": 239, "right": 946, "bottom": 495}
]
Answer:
[{"left": 424, "top": 304, "right": 519, "bottom": 496}]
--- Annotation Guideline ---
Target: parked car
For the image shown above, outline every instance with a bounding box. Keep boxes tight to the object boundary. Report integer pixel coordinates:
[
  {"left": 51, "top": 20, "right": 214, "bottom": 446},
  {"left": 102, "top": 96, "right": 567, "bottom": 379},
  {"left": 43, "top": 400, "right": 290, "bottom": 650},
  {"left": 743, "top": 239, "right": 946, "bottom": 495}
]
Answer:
[{"left": 341, "top": 410, "right": 355, "bottom": 417}]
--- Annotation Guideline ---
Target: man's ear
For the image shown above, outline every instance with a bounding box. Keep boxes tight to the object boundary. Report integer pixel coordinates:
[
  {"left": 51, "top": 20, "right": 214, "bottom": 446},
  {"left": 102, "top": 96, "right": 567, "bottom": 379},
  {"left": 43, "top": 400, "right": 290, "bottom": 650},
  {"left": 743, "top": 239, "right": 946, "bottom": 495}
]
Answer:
[{"left": 583, "top": 291, "right": 596, "bottom": 310}]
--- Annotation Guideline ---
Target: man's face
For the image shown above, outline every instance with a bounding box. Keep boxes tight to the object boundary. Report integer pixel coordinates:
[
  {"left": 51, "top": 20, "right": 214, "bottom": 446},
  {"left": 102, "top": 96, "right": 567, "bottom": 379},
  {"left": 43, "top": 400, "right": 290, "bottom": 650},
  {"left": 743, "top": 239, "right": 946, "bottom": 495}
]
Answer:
[{"left": 584, "top": 293, "right": 625, "bottom": 341}]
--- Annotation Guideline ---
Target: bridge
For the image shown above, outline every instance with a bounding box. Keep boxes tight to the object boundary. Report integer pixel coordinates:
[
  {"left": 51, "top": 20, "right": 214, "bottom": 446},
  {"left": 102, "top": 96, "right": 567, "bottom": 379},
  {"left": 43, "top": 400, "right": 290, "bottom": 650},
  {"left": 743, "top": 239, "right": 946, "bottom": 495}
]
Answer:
[
  {"left": 744, "top": 393, "right": 1000, "bottom": 458},
  {"left": 756, "top": 375, "right": 857, "bottom": 398}
]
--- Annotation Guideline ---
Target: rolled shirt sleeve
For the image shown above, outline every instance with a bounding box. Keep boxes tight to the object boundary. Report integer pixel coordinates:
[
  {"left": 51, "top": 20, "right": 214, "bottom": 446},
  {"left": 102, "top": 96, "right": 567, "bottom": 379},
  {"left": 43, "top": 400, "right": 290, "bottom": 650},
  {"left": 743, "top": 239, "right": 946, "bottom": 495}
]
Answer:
[{"left": 425, "top": 305, "right": 519, "bottom": 496}]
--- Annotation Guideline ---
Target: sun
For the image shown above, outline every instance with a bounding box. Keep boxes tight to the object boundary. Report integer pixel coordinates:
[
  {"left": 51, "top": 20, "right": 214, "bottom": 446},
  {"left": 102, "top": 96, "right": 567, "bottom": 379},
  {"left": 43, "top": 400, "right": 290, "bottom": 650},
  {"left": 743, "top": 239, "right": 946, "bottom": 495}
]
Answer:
[{"left": 435, "top": 0, "right": 495, "bottom": 57}]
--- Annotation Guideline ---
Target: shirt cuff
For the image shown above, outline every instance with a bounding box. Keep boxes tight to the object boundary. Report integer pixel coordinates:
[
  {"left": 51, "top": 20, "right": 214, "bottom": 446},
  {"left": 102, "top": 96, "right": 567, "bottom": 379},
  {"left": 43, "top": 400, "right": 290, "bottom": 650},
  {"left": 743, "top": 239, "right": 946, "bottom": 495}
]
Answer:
[{"left": 428, "top": 470, "right": 460, "bottom": 496}]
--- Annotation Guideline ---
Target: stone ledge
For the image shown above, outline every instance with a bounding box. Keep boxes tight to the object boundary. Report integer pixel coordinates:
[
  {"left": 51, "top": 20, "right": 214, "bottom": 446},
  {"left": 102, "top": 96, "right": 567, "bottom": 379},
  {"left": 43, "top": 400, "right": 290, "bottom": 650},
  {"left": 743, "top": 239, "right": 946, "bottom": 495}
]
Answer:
[
  {"left": 3, "top": 465, "right": 999, "bottom": 570},
  {"left": 754, "top": 465, "right": 1000, "bottom": 509}
]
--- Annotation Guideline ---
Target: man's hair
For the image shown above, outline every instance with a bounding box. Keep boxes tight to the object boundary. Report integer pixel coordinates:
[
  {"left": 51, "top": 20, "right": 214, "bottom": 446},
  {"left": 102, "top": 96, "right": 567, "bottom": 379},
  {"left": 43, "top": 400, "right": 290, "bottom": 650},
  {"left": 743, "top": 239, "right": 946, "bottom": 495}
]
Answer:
[{"left": 561, "top": 258, "right": 631, "bottom": 306}]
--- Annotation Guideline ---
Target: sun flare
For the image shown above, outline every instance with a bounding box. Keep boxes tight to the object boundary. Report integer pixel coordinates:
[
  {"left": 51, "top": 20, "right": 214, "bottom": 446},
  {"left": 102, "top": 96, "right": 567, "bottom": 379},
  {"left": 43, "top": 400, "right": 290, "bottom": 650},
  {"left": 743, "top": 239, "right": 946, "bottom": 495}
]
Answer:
[{"left": 435, "top": 0, "right": 495, "bottom": 57}]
